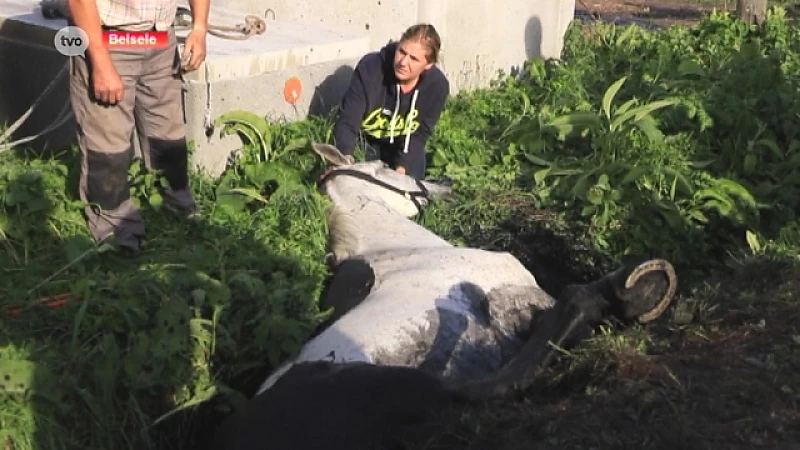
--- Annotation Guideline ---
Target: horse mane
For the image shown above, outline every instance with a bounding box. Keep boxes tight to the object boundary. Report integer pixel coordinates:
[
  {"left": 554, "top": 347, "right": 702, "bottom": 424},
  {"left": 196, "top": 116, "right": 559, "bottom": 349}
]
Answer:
[{"left": 325, "top": 205, "right": 361, "bottom": 266}]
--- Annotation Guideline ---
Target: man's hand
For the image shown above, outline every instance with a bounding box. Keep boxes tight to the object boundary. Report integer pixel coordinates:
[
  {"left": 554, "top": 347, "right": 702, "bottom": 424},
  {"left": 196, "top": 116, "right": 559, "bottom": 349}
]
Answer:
[
  {"left": 67, "top": 0, "right": 123, "bottom": 104},
  {"left": 182, "top": 0, "right": 209, "bottom": 72},
  {"left": 91, "top": 58, "right": 124, "bottom": 105},
  {"left": 181, "top": 28, "right": 207, "bottom": 72}
]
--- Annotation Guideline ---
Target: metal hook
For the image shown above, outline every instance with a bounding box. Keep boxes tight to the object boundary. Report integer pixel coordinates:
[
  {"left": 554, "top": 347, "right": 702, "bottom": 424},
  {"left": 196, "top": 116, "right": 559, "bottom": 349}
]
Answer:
[{"left": 264, "top": 8, "right": 276, "bottom": 20}]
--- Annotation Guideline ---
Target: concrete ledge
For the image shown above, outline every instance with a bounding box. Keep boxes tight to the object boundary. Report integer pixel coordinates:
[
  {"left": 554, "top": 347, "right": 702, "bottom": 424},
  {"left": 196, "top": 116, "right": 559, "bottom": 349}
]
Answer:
[
  {"left": 0, "top": 1, "right": 74, "bottom": 154},
  {"left": 171, "top": 2, "right": 369, "bottom": 176},
  {"left": 174, "top": 6, "right": 368, "bottom": 83},
  {"left": 0, "top": 0, "right": 63, "bottom": 43}
]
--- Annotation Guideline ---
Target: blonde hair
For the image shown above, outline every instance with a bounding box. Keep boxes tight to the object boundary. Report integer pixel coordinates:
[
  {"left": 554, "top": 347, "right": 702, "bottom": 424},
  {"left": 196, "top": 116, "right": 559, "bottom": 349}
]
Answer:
[{"left": 400, "top": 24, "right": 442, "bottom": 64}]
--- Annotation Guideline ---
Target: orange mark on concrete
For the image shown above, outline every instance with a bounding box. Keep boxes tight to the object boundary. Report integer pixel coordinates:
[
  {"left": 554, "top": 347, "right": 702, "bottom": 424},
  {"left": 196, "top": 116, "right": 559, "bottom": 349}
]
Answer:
[{"left": 284, "top": 76, "right": 302, "bottom": 104}]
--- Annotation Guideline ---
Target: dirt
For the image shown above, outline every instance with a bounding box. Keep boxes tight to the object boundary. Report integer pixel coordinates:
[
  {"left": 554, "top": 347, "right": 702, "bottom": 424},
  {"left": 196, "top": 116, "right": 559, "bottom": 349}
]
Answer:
[
  {"left": 511, "top": 7, "right": 800, "bottom": 447},
  {"left": 574, "top": 0, "right": 736, "bottom": 28},
  {"left": 416, "top": 222, "right": 800, "bottom": 450},
  {"left": 177, "top": 208, "right": 800, "bottom": 450},
  {"left": 170, "top": 218, "right": 800, "bottom": 449}
]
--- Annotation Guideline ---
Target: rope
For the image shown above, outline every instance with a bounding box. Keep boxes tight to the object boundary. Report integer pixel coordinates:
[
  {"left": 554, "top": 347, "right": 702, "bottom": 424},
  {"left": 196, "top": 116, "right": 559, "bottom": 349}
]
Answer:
[{"left": 173, "top": 6, "right": 268, "bottom": 40}]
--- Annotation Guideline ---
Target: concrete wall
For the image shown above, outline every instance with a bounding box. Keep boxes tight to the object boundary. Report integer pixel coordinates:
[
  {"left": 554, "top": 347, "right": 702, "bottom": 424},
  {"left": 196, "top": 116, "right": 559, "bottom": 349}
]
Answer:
[
  {"left": 210, "top": 0, "right": 576, "bottom": 92},
  {"left": 173, "top": 11, "right": 371, "bottom": 176},
  {"left": 182, "top": 59, "right": 360, "bottom": 176}
]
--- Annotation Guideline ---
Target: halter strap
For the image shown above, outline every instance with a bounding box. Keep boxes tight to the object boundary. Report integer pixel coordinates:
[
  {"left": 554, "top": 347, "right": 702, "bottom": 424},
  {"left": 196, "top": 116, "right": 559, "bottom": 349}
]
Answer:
[{"left": 320, "top": 168, "right": 431, "bottom": 212}]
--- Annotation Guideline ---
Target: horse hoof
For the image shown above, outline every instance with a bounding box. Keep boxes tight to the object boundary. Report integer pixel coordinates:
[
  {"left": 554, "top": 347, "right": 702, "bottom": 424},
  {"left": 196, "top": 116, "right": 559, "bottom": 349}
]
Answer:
[{"left": 615, "top": 259, "right": 678, "bottom": 323}]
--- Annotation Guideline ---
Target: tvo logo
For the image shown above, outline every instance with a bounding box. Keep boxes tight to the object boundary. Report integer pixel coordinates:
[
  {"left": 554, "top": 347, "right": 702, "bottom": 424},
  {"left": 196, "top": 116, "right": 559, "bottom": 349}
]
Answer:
[{"left": 54, "top": 26, "right": 89, "bottom": 56}]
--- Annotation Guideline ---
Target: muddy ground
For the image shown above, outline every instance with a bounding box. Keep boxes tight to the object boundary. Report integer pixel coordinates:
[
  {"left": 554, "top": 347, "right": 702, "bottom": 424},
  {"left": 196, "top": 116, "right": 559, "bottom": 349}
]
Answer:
[
  {"left": 574, "top": 0, "right": 737, "bottom": 28},
  {"left": 420, "top": 218, "right": 800, "bottom": 450}
]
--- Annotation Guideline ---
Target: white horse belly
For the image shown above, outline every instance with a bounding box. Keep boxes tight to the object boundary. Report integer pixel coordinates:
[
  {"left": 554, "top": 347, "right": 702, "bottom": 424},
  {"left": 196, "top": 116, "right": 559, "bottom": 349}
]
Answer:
[
  {"left": 257, "top": 246, "right": 547, "bottom": 394},
  {"left": 366, "top": 246, "right": 540, "bottom": 290}
]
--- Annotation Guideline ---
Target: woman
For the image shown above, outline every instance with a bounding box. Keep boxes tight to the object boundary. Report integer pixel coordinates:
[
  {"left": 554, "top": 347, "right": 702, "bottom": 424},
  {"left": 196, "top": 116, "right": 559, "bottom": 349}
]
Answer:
[{"left": 332, "top": 24, "right": 450, "bottom": 180}]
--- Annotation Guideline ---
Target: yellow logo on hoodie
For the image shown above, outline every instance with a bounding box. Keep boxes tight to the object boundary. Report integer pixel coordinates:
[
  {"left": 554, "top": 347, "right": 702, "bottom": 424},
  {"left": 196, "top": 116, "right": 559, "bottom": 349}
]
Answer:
[{"left": 362, "top": 107, "right": 420, "bottom": 139}]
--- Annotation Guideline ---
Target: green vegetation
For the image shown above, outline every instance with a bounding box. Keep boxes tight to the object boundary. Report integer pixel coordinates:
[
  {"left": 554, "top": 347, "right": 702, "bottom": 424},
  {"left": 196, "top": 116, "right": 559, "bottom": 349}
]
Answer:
[{"left": 1, "top": 7, "right": 799, "bottom": 449}]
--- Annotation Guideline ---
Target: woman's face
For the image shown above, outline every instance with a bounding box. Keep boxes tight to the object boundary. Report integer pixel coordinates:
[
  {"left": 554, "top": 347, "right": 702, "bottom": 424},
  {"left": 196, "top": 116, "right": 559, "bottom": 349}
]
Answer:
[{"left": 393, "top": 40, "right": 434, "bottom": 85}]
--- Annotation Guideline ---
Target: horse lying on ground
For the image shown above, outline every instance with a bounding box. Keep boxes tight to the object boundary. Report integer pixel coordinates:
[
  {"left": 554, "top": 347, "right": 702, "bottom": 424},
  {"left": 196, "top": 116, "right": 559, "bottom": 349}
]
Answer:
[{"left": 210, "top": 143, "right": 678, "bottom": 450}]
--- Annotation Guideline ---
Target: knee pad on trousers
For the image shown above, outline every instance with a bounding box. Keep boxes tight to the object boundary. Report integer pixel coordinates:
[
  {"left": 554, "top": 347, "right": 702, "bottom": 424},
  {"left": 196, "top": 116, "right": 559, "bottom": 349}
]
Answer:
[
  {"left": 149, "top": 137, "right": 189, "bottom": 191},
  {"left": 86, "top": 149, "right": 132, "bottom": 210}
]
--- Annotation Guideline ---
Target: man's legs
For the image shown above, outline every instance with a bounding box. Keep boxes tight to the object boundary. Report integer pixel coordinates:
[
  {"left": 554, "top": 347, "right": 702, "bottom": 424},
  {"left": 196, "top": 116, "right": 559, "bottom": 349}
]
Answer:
[
  {"left": 69, "top": 49, "right": 145, "bottom": 251},
  {"left": 134, "top": 27, "right": 198, "bottom": 217}
]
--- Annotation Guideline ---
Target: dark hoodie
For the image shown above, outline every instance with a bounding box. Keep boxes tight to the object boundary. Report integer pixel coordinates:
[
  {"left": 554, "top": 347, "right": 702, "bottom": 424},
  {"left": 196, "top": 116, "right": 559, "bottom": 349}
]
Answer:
[{"left": 333, "top": 41, "right": 450, "bottom": 163}]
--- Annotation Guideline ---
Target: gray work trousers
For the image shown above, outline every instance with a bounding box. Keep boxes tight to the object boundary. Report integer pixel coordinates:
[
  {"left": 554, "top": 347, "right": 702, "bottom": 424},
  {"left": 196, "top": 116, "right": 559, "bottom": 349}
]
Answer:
[{"left": 68, "top": 26, "right": 196, "bottom": 249}]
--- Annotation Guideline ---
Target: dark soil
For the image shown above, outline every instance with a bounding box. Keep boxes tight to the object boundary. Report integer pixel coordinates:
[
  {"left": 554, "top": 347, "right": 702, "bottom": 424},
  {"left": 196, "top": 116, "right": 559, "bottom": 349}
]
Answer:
[
  {"left": 455, "top": 6, "right": 800, "bottom": 446},
  {"left": 416, "top": 215, "right": 800, "bottom": 450},
  {"left": 489, "top": 2, "right": 800, "bottom": 445},
  {"left": 574, "top": 0, "right": 736, "bottom": 28}
]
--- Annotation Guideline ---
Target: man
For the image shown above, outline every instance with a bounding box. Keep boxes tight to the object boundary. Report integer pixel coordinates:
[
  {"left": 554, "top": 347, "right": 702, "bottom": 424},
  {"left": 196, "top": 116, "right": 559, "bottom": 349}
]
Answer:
[
  {"left": 67, "top": 0, "right": 208, "bottom": 253},
  {"left": 332, "top": 24, "right": 449, "bottom": 180}
]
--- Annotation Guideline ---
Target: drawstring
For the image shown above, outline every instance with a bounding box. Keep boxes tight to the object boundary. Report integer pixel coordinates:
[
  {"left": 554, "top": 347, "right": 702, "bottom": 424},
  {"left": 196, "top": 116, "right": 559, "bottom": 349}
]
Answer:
[
  {"left": 389, "top": 84, "right": 400, "bottom": 144},
  {"left": 403, "top": 89, "right": 419, "bottom": 154},
  {"left": 388, "top": 82, "right": 420, "bottom": 153}
]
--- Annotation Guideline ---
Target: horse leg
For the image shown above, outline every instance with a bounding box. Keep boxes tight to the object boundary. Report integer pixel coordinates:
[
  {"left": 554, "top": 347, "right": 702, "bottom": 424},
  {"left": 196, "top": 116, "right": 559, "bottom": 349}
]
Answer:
[
  {"left": 598, "top": 258, "right": 678, "bottom": 324},
  {"left": 310, "top": 259, "right": 376, "bottom": 338},
  {"left": 451, "top": 258, "right": 676, "bottom": 401}
]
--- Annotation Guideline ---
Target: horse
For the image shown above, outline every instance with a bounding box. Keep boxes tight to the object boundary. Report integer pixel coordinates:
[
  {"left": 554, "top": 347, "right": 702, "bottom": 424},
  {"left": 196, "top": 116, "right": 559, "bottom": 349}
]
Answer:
[{"left": 209, "top": 142, "right": 678, "bottom": 450}]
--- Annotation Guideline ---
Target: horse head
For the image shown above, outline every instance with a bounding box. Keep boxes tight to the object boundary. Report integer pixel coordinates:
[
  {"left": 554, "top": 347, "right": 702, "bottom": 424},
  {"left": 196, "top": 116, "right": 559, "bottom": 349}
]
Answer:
[{"left": 312, "top": 142, "right": 453, "bottom": 218}]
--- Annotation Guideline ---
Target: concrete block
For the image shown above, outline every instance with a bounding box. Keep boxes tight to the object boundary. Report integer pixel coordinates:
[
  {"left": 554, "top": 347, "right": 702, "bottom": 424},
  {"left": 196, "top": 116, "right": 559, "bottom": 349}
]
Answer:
[
  {"left": 182, "top": 58, "right": 360, "bottom": 177},
  {"left": 0, "top": 5, "right": 75, "bottom": 155},
  {"left": 172, "top": 3, "right": 369, "bottom": 176},
  {"left": 206, "top": 0, "right": 577, "bottom": 92}
]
